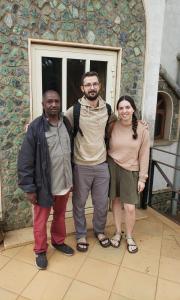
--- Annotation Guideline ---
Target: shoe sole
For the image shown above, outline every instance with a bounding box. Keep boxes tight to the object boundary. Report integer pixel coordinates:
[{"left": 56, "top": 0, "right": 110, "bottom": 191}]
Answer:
[
  {"left": 35, "top": 262, "right": 47, "bottom": 270},
  {"left": 51, "top": 245, "right": 74, "bottom": 256}
]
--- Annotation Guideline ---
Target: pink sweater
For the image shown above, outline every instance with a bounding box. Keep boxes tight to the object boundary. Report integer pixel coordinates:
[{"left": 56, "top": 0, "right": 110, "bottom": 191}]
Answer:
[{"left": 108, "top": 120, "right": 150, "bottom": 182}]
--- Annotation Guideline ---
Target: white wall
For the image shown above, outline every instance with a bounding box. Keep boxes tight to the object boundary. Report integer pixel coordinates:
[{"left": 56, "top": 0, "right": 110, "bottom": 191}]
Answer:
[
  {"left": 160, "top": 0, "right": 180, "bottom": 82},
  {"left": 142, "top": 0, "right": 179, "bottom": 193},
  {"left": 142, "top": 0, "right": 166, "bottom": 142},
  {"left": 152, "top": 0, "right": 180, "bottom": 191}
]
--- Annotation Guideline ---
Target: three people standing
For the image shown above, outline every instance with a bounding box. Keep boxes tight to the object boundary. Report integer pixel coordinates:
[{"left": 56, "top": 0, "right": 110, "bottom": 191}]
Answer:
[{"left": 18, "top": 72, "right": 150, "bottom": 270}]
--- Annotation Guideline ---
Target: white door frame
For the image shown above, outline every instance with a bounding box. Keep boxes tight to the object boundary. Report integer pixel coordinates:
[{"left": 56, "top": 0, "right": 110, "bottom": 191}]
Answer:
[{"left": 29, "top": 39, "right": 122, "bottom": 217}]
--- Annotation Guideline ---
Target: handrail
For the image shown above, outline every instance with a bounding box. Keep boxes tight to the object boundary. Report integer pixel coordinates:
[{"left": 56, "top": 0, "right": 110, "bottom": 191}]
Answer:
[
  {"left": 155, "top": 160, "right": 180, "bottom": 171},
  {"left": 152, "top": 147, "right": 180, "bottom": 157},
  {"left": 141, "top": 147, "right": 180, "bottom": 209}
]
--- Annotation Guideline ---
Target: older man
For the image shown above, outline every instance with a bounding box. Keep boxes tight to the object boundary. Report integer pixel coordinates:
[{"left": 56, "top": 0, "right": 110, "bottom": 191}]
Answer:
[{"left": 18, "top": 89, "right": 74, "bottom": 269}]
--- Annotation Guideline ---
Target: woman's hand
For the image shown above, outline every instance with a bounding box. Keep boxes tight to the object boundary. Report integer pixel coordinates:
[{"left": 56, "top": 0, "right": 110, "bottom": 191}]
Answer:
[{"left": 137, "top": 181, "right": 145, "bottom": 193}]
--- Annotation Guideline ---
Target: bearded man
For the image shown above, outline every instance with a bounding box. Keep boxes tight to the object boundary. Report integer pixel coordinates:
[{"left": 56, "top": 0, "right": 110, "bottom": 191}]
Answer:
[{"left": 65, "top": 71, "right": 115, "bottom": 252}]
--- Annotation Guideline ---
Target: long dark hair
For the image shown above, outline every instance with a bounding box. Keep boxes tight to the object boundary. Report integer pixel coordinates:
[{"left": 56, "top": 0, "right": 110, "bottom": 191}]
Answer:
[{"left": 116, "top": 95, "right": 138, "bottom": 139}]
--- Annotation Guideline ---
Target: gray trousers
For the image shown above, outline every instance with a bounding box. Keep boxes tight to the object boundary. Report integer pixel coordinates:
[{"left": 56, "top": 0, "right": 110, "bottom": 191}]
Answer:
[{"left": 72, "top": 162, "right": 110, "bottom": 240}]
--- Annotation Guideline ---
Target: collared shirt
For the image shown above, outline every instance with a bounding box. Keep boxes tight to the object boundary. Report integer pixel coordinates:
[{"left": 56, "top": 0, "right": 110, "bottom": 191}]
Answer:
[{"left": 45, "top": 119, "right": 72, "bottom": 195}]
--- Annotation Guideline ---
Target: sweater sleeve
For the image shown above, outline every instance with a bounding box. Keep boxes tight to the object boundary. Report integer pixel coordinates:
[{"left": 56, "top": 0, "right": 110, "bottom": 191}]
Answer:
[
  {"left": 17, "top": 125, "right": 37, "bottom": 193},
  {"left": 138, "top": 128, "right": 150, "bottom": 182}
]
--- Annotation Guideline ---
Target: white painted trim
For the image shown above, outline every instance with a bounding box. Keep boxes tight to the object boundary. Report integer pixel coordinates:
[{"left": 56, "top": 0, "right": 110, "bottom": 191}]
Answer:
[
  {"left": 29, "top": 38, "right": 121, "bottom": 51},
  {"left": 62, "top": 58, "right": 67, "bottom": 112},
  {"left": 30, "top": 44, "right": 120, "bottom": 118},
  {"left": 142, "top": 0, "right": 166, "bottom": 144}
]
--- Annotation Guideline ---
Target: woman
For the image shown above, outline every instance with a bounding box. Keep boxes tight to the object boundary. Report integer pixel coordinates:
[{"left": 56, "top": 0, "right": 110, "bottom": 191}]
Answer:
[{"left": 108, "top": 95, "right": 150, "bottom": 253}]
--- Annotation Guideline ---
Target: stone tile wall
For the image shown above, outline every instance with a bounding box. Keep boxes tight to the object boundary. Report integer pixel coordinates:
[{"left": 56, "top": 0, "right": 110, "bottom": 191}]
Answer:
[{"left": 0, "top": 0, "right": 146, "bottom": 230}]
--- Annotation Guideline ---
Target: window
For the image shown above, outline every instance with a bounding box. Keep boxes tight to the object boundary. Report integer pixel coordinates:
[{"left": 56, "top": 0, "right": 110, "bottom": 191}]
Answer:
[
  {"left": 31, "top": 42, "right": 121, "bottom": 118},
  {"left": 154, "top": 92, "right": 173, "bottom": 141},
  {"left": 154, "top": 94, "right": 166, "bottom": 139}
]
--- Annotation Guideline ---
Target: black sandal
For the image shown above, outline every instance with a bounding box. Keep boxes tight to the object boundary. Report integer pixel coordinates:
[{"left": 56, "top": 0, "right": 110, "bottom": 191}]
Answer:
[
  {"left": 126, "top": 237, "right": 138, "bottom": 253},
  {"left": 110, "top": 233, "right": 122, "bottom": 248},
  {"left": 76, "top": 242, "right": 89, "bottom": 252},
  {"left": 95, "top": 233, "right": 111, "bottom": 248}
]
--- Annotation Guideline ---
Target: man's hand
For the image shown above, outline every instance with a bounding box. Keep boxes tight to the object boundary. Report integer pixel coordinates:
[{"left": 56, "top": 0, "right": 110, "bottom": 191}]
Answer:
[
  {"left": 139, "top": 120, "right": 149, "bottom": 129},
  {"left": 137, "top": 181, "right": 145, "bottom": 193},
  {"left": 26, "top": 192, "right": 37, "bottom": 205}
]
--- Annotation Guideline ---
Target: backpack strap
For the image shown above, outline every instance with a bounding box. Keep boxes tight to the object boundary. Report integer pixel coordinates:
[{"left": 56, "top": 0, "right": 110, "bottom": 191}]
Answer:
[
  {"left": 63, "top": 115, "right": 73, "bottom": 137},
  {"left": 105, "top": 103, "right": 112, "bottom": 148},
  {"left": 73, "top": 102, "right": 83, "bottom": 137},
  {"left": 63, "top": 115, "right": 74, "bottom": 162}
]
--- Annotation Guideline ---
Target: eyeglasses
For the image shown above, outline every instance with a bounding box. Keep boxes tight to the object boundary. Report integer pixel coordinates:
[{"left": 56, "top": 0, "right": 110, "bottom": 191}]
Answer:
[{"left": 83, "top": 82, "right": 99, "bottom": 88}]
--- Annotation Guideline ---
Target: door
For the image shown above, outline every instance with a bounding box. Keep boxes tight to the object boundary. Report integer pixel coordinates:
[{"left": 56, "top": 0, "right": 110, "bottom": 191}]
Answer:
[{"left": 31, "top": 43, "right": 119, "bottom": 216}]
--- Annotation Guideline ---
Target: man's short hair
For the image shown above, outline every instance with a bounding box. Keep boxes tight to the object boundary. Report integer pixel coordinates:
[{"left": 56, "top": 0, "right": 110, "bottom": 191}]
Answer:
[
  {"left": 42, "top": 89, "right": 60, "bottom": 101},
  {"left": 81, "top": 71, "right": 100, "bottom": 85}
]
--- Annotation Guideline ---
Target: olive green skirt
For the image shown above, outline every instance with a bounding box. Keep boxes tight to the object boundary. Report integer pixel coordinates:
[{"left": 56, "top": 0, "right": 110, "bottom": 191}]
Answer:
[{"left": 108, "top": 156, "right": 139, "bottom": 205}]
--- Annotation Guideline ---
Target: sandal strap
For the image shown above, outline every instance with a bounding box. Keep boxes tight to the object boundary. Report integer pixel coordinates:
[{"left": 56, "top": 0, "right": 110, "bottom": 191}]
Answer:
[
  {"left": 111, "top": 233, "right": 121, "bottom": 242},
  {"left": 77, "top": 242, "right": 89, "bottom": 246},
  {"left": 126, "top": 237, "right": 136, "bottom": 245}
]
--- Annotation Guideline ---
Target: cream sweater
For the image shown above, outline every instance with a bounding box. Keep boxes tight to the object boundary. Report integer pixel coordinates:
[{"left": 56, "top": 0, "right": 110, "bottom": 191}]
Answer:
[
  {"left": 65, "top": 96, "right": 115, "bottom": 165},
  {"left": 108, "top": 120, "right": 150, "bottom": 182}
]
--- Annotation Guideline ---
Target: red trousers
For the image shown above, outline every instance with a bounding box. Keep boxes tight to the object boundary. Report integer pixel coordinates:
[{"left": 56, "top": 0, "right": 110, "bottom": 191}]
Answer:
[{"left": 33, "top": 193, "right": 69, "bottom": 254}]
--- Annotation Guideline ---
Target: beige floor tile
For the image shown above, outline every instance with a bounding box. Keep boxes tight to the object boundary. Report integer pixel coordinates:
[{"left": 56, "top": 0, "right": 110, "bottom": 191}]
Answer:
[
  {"left": 122, "top": 249, "right": 160, "bottom": 276},
  {"left": 156, "top": 278, "right": 180, "bottom": 300},
  {"left": 113, "top": 267, "right": 157, "bottom": 300},
  {"left": 4, "top": 227, "right": 34, "bottom": 249},
  {"left": 22, "top": 270, "right": 72, "bottom": 300},
  {"left": 133, "top": 233, "right": 162, "bottom": 255},
  {"left": 161, "top": 238, "right": 180, "bottom": 260},
  {"left": 13, "top": 244, "right": 34, "bottom": 265},
  {"left": 17, "top": 297, "right": 30, "bottom": 300},
  {"left": 0, "top": 259, "right": 37, "bottom": 294},
  {"left": 89, "top": 239, "right": 126, "bottom": 265},
  {"left": 0, "top": 287, "right": 17, "bottom": 300},
  {"left": 0, "top": 254, "right": 10, "bottom": 269},
  {"left": 159, "top": 256, "right": 180, "bottom": 284},
  {"left": 134, "top": 220, "right": 163, "bottom": 237},
  {"left": 163, "top": 225, "right": 180, "bottom": 242},
  {"left": 145, "top": 211, "right": 164, "bottom": 224},
  {"left": 63, "top": 280, "right": 110, "bottom": 300},
  {"left": 1, "top": 246, "right": 24, "bottom": 258},
  {"left": 48, "top": 250, "right": 87, "bottom": 278},
  {"left": 110, "top": 293, "right": 133, "bottom": 300},
  {"left": 76, "top": 257, "right": 119, "bottom": 291},
  {"left": 14, "top": 243, "right": 54, "bottom": 265}
]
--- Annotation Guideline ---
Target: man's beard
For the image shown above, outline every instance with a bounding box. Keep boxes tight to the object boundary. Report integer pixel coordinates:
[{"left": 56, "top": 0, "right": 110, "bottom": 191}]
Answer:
[{"left": 84, "top": 90, "right": 99, "bottom": 101}]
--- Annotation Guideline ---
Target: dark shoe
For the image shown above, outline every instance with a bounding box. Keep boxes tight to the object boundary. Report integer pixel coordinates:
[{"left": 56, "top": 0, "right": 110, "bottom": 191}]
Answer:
[
  {"left": 95, "top": 233, "right": 111, "bottom": 248},
  {"left": 35, "top": 252, "right": 48, "bottom": 270},
  {"left": 52, "top": 243, "right": 74, "bottom": 256}
]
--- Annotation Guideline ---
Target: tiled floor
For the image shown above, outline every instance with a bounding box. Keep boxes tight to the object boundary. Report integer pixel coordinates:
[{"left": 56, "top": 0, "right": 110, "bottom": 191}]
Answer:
[{"left": 0, "top": 208, "right": 180, "bottom": 300}]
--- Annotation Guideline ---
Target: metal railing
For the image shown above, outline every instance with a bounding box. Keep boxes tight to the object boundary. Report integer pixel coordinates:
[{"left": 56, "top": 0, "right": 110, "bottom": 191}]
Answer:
[{"left": 141, "top": 147, "right": 180, "bottom": 223}]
